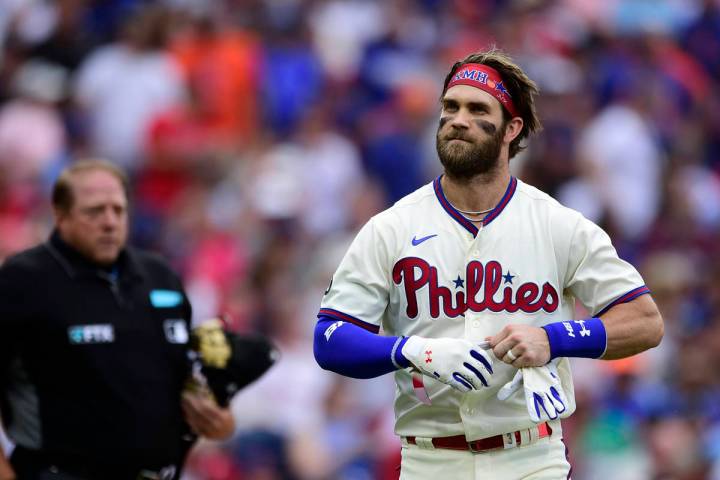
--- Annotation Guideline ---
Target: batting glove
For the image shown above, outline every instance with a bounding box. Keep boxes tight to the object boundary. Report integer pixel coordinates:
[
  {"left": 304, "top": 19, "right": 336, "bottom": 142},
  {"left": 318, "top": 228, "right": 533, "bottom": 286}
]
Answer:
[
  {"left": 402, "top": 336, "right": 494, "bottom": 393},
  {"left": 497, "top": 362, "right": 568, "bottom": 423}
]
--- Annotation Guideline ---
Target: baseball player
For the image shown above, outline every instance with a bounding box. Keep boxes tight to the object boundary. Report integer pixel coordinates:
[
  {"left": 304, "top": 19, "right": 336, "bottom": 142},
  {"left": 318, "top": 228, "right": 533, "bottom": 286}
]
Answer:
[{"left": 313, "top": 49, "right": 663, "bottom": 479}]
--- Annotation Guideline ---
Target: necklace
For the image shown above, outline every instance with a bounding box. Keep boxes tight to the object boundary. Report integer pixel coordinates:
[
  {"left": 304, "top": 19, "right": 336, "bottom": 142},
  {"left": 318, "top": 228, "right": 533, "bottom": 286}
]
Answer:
[{"left": 451, "top": 205, "right": 493, "bottom": 216}]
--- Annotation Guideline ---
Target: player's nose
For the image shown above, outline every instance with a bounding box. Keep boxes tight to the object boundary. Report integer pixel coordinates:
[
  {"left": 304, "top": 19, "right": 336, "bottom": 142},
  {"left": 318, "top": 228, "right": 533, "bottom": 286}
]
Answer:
[{"left": 448, "top": 109, "right": 471, "bottom": 129}]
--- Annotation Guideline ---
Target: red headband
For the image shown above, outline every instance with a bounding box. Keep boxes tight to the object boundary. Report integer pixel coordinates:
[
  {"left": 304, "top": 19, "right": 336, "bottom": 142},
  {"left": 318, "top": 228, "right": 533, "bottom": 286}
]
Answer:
[{"left": 446, "top": 63, "right": 519, "bottom": 118}]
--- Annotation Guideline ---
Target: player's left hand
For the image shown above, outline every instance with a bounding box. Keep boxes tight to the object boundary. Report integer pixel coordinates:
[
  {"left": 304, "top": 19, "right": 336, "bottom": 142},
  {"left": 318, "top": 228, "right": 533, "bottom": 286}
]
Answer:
[
  {"left": 497, "top": 362, "right": 568, "bottom": 423},
  {"left": 487, "top": 324, "right": 551, "bottom": 367},
  {"left": 182, "top": 391, "right": 235, "bottom": 440}
]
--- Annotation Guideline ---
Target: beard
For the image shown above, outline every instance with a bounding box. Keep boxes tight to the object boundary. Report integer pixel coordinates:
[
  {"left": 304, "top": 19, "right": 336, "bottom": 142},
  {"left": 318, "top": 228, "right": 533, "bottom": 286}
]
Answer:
[{"left": 436, "top": 120, "right": 506, "bottom": 181}]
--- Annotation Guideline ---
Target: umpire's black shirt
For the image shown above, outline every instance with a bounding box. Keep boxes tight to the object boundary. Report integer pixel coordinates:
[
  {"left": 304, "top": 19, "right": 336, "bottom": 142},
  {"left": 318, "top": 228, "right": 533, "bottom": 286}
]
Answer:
[{"left": 0, "top": 232, "right": 192, "bottom": 475}]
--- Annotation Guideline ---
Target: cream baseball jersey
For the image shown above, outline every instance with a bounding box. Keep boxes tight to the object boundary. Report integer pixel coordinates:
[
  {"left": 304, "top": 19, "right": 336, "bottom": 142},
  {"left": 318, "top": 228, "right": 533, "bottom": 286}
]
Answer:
[{"left": 319, "top": 176, "right": 649, "bottom": 441}]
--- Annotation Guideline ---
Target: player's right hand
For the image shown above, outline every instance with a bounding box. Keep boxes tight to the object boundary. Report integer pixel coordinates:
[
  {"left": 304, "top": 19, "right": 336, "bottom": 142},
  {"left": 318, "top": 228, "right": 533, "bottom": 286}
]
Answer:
[{"left": 402, "top": 336, "right": 494, "bottom": 392}]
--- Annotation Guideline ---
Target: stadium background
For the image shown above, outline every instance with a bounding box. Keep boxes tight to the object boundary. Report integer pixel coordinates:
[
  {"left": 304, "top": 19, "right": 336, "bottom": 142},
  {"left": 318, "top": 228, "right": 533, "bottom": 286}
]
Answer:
[{"left": 1, "top": 0, "right": 719, "bottom": 478}]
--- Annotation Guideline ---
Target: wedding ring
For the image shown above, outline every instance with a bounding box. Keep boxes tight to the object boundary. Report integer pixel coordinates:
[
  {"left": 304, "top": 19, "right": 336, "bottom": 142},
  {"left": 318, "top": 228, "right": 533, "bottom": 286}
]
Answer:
[{"left": 505, "top": 350, "right": 517, "bottom": 362}]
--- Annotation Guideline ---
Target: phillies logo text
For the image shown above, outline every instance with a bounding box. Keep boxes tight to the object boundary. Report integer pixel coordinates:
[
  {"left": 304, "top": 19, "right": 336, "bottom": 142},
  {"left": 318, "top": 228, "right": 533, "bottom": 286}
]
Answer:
[{"left": 392, "top": 258, "right": 559, "bottom": 318}]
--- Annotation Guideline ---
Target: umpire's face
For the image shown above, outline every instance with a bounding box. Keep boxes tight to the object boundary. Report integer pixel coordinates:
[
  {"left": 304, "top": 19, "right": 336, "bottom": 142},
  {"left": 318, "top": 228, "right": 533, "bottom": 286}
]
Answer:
[{"left": 56, "top": 169, "right": 129, "bottom": 266}]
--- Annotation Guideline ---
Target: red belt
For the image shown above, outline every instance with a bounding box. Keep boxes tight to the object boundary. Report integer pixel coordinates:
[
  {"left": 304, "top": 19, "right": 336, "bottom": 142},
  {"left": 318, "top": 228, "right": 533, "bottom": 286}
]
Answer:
[{"left": 405, "top": 422, "right": 552, "bottom": 453}]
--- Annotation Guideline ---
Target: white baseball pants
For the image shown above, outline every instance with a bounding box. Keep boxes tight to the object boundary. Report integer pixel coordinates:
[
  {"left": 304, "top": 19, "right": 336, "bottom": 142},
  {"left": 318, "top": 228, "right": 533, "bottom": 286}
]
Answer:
[{"left": 399, "top": 434, "right": 571, "bottom": 479}]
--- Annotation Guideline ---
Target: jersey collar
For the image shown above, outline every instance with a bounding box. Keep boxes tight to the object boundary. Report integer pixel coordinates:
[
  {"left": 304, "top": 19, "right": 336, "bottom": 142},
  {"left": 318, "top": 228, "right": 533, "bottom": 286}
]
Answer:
[
  {"left": 433, "top": 175, "right": 518, "bottom": 237},
  {"left": 46, "top": 230, "right": 146, "bottom": 281}
]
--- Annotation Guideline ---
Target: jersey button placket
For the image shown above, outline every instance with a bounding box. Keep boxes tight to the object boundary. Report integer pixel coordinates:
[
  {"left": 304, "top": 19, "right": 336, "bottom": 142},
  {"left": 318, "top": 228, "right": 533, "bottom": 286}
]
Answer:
[
  {"left": 465, "top": 226, "right": 483, "bottom": 335},
  {"left": 462, "top": 228, "right": 481, "bottom": 426},
  {"left": 471, "top": 222, "right": 483, "bottom": 258},
  {"left": 465, "top": 226, "right": 482, "bottom": 336}
]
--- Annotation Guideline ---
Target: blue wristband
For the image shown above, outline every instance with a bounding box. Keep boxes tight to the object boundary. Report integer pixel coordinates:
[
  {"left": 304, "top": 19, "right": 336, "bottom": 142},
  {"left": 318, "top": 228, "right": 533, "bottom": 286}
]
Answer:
[{"left": 542, "top": 318, "right": 607, "bottom": 359}]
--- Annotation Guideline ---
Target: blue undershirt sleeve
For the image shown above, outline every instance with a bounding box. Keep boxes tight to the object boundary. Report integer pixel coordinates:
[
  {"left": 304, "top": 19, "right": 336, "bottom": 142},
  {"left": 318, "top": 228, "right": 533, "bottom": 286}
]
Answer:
[{"left": 313, "top": 315, "right": 410, "bottom": 378}]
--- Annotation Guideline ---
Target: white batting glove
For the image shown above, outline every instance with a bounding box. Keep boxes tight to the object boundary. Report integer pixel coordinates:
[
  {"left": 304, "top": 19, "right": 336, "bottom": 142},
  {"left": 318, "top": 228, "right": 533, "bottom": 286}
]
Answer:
[
  {"left": 497, "top": 362, "right": 568, "bottom": 423},
  {"left": 402, "top": 336, "right": 494, "bottom": 393}
]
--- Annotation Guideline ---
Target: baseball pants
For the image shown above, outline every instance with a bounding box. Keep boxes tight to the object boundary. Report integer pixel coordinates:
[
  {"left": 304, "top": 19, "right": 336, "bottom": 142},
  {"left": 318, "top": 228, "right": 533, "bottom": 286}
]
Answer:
[{"left": 399, "top": 434, "right": 571, "bottom": 480}]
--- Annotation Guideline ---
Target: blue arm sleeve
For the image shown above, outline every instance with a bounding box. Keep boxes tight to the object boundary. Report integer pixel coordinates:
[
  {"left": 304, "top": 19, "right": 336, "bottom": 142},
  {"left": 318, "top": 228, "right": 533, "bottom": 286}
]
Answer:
[{"left": 314, "top": 315, "right": 410, "bottom": 378}]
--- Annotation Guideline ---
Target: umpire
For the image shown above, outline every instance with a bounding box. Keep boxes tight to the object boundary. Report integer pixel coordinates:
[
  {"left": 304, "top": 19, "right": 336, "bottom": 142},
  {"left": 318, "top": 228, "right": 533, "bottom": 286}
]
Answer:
[{"left": 0, "top": 160, "right": 234, "bottom": 480}]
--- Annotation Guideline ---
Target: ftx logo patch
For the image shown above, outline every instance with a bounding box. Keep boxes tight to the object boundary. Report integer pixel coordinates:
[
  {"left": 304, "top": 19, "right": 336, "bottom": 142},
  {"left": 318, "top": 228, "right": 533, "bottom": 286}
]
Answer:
[{"left": 68, "top": 324, "right": 115, "bottom": 344}]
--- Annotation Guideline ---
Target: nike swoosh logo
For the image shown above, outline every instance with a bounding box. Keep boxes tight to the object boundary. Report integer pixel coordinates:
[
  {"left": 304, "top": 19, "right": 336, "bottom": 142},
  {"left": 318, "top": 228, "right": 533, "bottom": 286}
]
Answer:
[{"left": 412, "top": 234, "right": 437, "bottom": 246}]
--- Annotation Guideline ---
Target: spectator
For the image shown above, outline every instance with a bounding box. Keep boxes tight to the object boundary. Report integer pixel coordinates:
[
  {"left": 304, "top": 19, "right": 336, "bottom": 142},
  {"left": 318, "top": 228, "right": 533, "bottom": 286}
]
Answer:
[{"left": 73, "top": 6, "right": 184, "bottom": 171}]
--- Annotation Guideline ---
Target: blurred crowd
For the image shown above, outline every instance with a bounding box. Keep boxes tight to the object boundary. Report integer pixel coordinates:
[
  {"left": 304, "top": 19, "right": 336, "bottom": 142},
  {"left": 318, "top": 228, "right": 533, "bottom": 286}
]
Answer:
[{"left": 0, "top": 0, "right": 719, "bottom": 478}]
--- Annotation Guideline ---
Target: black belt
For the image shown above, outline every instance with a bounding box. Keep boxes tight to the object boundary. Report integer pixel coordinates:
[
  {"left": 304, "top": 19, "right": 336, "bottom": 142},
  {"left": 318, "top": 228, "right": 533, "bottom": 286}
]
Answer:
[{"left": 10, "top": 446, "right": 177, "bottom": 480}]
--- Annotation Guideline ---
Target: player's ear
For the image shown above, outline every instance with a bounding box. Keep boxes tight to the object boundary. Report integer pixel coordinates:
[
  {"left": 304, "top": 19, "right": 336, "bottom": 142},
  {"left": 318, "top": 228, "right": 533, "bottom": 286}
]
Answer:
[{"left": 503, "top": 117, "right": 523, "bottom": 144}]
